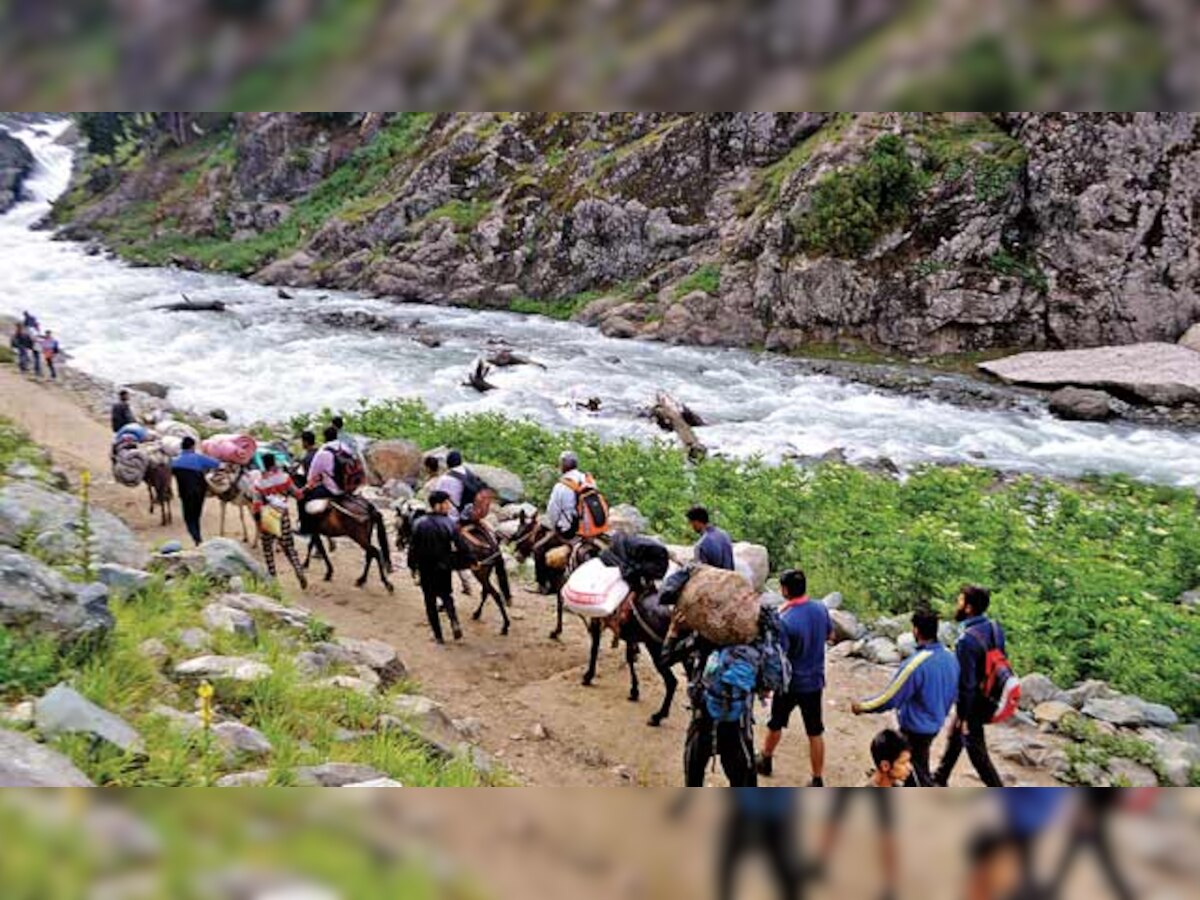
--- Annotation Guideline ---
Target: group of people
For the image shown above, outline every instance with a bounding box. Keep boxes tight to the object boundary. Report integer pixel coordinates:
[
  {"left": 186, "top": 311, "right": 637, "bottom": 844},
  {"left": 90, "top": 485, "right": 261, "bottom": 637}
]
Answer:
[{"left": 9, "top": 310, "right": 61, "bottom": 379}]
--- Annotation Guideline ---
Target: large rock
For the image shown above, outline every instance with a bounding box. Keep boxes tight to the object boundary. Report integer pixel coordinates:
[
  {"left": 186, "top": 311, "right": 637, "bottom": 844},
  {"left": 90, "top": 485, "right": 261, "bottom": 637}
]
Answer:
[
  {"left": 981, "top": 344, "right": 1200, "bottom": 407},
  {"left": 96, "top": 563, "right": 154, "bottom": 598},
  {"left": 213, "top": 592, "right": 311, "bottom": 628},
  {"left": 201, "top": 603, "right": 258, "bottom": 640},
  {"left": 471, "top": 464, "right": 525, "bottom": 503},
  {"left": 1020, "top": 673, "right": 1066, "bottom": 710},
  {"left": 379, "top": 694, "right": 465, "bottom": 756},
  {"left": 1082, "top": 695, "right": 1179, "bottom": 728},
  {"left": 607, "top": 504, "right": 648, "bottom": 536},
  {"left": 732, "top": 542, "right": 769, "bottom": 592},
  {"left": 0, "top": 727, "right": 94, "bottom": 786},
  {"left": 1179, "top": 323, "right": 1200, "bottom": 353},
  {"left": 35, "top": 684, "right": 145, "bottom": 755},
  {"left": 332, "top": 636, "right": 408, "bottom": 686},
  {"left": 211, "top": 721, "right": 272, "bottom": 762},
  {"left": 0, "top": 548, "right": 113, "bottom": 645},
  {"left": 1062, "top": 679, "right": 1116, "bottom": 709},
  {"left": 363, "top": 439, "right": 423, "bottom": 486},
  {"left": 0, "top": 130, "right": 34, "bottom": 214},
  {"left": 1048, "top": 387, "right": 1115, "bottom": 421},
  {"left": 292, "top": 762, "right": 391, "bottom": 787},
  {"left": 1033, "top": 701, "right": 1078, "bottom": 727},
  {"left": 198, "top": 539, "right": 267, "bottom": 581},
  {"left": 174, "top": 655, "right": 272, "bottom": 682},
  {"left": 0, "top": 481, "right": 149, "bottom": 568},
  {"left": 829, "top": 609, "right": 864, "bottom": 643},
  {"left": 1106, "top": 758, "right": 1160, "bottom": 788},
  {"left": 858, "top": 636, "right": 902, "bottom": 665}
]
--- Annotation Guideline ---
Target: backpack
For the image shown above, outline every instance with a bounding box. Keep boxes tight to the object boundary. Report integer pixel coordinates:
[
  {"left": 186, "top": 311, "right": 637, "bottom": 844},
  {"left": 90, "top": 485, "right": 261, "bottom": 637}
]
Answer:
[
  {"left": 449, "top": 468, "right": 487, "bottom": 508},
  {"left": 563, "top": 474, "right": 609, "bottom": 539},
  {"left": 966, "top": 621, "right": 1021, "bottom": 724},
  {"left": 332, "top": 447, "right": 365, "bottom": 494},
  {"left": 700, "top": 644, "right": 761, "bottom": 724},
  {"left": 755, "top": 607, "right": 793, "bottom": 696}
]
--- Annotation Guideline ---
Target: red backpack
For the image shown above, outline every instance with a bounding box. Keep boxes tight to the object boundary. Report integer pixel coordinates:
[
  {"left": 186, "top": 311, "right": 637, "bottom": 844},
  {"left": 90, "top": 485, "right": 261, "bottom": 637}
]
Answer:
[{"left": 966, "top": 621, "right": 1021, "bottom": 723}]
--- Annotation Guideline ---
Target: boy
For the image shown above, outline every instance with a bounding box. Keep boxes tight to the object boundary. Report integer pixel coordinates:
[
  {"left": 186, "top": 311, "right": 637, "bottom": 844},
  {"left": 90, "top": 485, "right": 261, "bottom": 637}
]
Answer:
[{"left": 869, "top": 728, "right": 912, "bottom": 788}]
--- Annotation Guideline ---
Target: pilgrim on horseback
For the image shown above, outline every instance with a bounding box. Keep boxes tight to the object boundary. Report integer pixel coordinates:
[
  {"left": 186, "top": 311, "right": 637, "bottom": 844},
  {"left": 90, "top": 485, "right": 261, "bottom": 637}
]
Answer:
[{"left": 533, "top": 450, "right": 610, "bottom": 596}]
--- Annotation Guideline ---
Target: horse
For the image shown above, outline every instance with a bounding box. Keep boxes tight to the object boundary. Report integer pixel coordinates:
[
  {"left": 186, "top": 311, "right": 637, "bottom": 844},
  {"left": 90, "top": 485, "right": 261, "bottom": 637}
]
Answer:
[
  {"left": 302, "top": 494, "right": 394, "bottom": 593},
  {"left": 394, "top": 497, "right": 513, "bottom": 634},
  {"left": 510, "top": 513, "right": 679, "bottom": 725},
  {"left": 144, "top": 460, "right": 174, "bottom": 526},
  {"left": 205, "top": 464, "right": 259, "bottom": 547}
]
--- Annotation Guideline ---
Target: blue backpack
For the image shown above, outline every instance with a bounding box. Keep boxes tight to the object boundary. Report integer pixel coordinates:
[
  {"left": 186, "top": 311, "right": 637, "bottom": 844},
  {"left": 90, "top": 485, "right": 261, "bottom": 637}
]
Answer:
[
  {"left": 701, "top": 645, "right": 761, "bottom": 723},
  {"left": 756, "top": 608, "right": 792, "bottom": 695}
]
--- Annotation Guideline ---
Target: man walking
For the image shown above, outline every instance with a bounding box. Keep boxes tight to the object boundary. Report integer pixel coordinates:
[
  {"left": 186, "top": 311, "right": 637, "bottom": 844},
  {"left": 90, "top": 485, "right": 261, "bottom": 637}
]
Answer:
[
  {"left": 757, "top": 569, "right": 833, "bottom": 786},
  {"left": 852, "top": 608, "right": 959, "bottom": 786},
  {"left": 170, "top": 436, "right": 220, "bottom": 546},
  {"left": 40, "top": 330, "right": 60, "bottom": 379},
  {"left": 407, "top": 490, "right": 470, "bottom": 644},
  {"left": 111, "top": 389, "right": 134, "bottom": 433},
  {"left": 934, "top": 585, "right": 1006, "bottom": 787},
  {"left": 687, "top": 506, "right": 734, "bottom": 570}
]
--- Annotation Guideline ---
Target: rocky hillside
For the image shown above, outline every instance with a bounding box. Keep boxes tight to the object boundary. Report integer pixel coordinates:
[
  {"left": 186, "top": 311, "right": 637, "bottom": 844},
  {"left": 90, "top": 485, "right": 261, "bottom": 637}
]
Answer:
[
  {"left": 0, "top": 129, "right": 33, "bottom": 214},
  {"left": 52, "top": 112, "right": 1200, "bottom": 356}
]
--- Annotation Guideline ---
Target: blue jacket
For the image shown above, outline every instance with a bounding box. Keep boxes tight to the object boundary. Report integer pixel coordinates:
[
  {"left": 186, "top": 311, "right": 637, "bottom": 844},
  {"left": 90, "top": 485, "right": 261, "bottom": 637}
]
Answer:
[
  {"left": 779, "top": 597, "right": 832, "bottom": 693},
  {"left": 1001, "top": 788, "right": 1066, "bottom": 837},
  {"left": 694, "top": 525, "right": 734, "bottom": 570},
  {"left": 857, "top": 640, "right": 959, "bottom": 735},
  {"left": 730, "top": 788, "right": 796, "bottom": 819},
  {"left": 956, "top": 615, "right": 1006, "bottom": 723},
  {"left": 171, "top": 451, "right": 221, "bottom": 473}
]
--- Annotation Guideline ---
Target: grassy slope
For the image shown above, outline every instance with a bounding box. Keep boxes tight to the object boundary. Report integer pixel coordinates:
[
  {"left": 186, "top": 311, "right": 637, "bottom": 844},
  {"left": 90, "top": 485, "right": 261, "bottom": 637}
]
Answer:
[{"left": 317, "top": 399, "right": 1200, "bottom": 720}]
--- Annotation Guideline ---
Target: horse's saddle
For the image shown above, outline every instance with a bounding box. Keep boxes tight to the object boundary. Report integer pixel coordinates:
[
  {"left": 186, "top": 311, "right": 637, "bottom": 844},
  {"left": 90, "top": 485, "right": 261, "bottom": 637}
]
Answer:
[
  {"left": 304, "top": 499, "right": 330, "bottom": 515},
  {"left": 306, "top": 494, "right": 372, "bottom": 523}
]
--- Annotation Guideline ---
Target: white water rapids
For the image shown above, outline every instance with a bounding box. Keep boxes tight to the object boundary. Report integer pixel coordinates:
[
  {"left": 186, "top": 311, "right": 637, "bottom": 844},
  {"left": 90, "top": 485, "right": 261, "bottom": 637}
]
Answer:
[{"left": 3, "top": 123, "right": 1200, "bottom": 486}]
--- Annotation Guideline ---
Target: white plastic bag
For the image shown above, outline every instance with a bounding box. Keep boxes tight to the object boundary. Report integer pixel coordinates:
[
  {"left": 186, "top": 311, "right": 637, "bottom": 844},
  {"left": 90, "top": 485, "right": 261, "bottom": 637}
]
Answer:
[{"left": 562, "top": 557, "right": 630, "bottom": 618}]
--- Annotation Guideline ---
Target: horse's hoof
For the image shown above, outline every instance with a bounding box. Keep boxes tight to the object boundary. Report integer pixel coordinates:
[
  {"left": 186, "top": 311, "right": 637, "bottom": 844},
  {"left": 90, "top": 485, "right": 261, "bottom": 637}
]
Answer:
[
  {"left": 355, "top": 578, "right": 367, "bottom": 588},
  {"left": 549, "top": 630, "right": 561, "bottom": 641},
  {"left": 324, "top": 575, "right": 333, "bottom": 583},
  {"left": 471, "top": 611, "right": 483, "bottom": 622},
  {"left": 647, "top": 715, "right": 665, "bottom": 728},
  {"left": 385, "top": 583, "right": 395, "bottom": 595},
  {"left": 500, "top": 626, "right": 509, "bottom": 636},
  {"left": 581, "top": 675, "right": 594, "bottom": 687},
  {"left": 628, "top": 692, "right": 640, "bottom": 703}
]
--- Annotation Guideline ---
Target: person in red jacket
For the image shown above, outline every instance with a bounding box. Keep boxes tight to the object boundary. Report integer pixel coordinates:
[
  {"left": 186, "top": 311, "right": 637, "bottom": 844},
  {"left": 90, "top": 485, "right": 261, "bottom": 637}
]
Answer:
[{"left": 253, "top": 453, "right": 307, "bottom": 589}]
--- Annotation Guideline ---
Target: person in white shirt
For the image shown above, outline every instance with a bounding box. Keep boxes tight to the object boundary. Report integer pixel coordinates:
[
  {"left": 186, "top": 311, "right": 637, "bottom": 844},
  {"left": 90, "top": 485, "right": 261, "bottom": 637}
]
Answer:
[{"left": 534, "top": 451, "right": 586, "bottom": 593}]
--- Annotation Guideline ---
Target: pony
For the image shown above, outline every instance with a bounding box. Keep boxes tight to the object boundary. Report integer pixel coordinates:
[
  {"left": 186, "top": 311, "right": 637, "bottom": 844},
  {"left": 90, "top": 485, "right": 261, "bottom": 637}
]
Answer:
[
  {"left": 394, "top": 497, "right": 513, "bottom": 634},
  {"left": 205, "top": 464, "right": 259, "bottom": 547},
  {"left": 302, "top": 495, "right": 394, "bottom": 593},
  {"left": 144, "top": 460, "right": 174, "bottom": 526}
]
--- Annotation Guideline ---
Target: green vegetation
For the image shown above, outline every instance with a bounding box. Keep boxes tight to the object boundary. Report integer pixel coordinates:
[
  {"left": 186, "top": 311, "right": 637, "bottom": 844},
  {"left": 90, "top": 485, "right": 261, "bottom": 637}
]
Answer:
[
  {"left": 673, "top": 263, "right": 721, "bottom": 299},
  {"left": 794, "top": 134, "right": 924, "bottom": 257},
  {"left": 0, "top": 418, "right": 49, "bottom": 476},
  {"left": 1059, "top": 713, "right": 1165, "bottom": 785},
  {"left": 988, "top": 250, "right": 1049, "bottom": 293},
  {"left": 737, "top": 114, "right": 851, "bottom": 215},
  {"left": 323, "top": 398, "right": 1200, "bottom": 719},
  {"left": 1, "top": 571, "right": 490, "bottom": 787},
  {"left": 915, "top": 114, "right": 1027, "bottom": 205},
  {"left": 419, "top": 198, "right": 493, "bottom": 231}
]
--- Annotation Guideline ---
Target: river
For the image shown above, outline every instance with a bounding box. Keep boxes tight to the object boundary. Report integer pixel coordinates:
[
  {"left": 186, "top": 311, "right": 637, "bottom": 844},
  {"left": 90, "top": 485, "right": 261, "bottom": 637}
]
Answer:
[{"left": 3, "top": 123, "right": 1200, "bottom": 487}]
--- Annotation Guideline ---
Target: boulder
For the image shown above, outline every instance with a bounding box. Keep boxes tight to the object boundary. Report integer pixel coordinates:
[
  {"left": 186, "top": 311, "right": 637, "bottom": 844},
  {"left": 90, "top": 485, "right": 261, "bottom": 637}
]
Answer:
[
  {"left": 0, "top": 481, "right": 149, "bottom": 568},
  {"left": 293, "top": 762, "right": 391, "bottom": 787},
  {"left": 860, "top": 636, "right": 901, "bottom": 665},
  {"left": 212, "top": 721, "right": 272, "bottom": 761},
  {"left": 0, "top": 549, "right": 113, "bottom": 645},
  {"left": 315, "top": 675, "right": 378, "bottom": 696},
  {"left": 732, "top": 542, "right": 770, "bottom": 592},
  {"left": 213, "top": 592, "right": 311, "bottom": 628},
  {"left": 822, "top": 591, "right": 843, "bottom": 610},
  {"left": 872, "top": 615, "right": 910, "bottom": 640},
  {"left": 1082, "top": 695, "right": 1178, "bottom": 728},
  {"left": 363, "top": 439, "right": 423, "bottom": 486},
  {"left": 607, "top": 504, "right": 648, "bottom": 536},
  {"left": 0, "top": 727, "right": 94, "bottom": 786},
  {"left": 201, "top": 603, "right": 258, "bottom": 640},
  {"left": 379, "top": 694, "right": 465, "bottom": 756},
  {"left": 96, "top": 563, "right": 154, "bottom": 598},
  {"left": 896, "top": 632, "right": 917, "bottom": 659},
  {"left": 178, "top": 627, "right": 211, "bottom": 651},
  {"left": 1178, "top": 323, "right": 1200, "bottom": 353},
  {"left": 1140, "top": 728, "right": 1200, "bottom": 786},
  {"left": 333, "top": 636, "right": 408, "bottom": 686},
  {"left": 1062, "top": 679, "right": 1116, "bottom": 709},
  {"left": 125, "top": 381, "right": 170, "bottom": 399},
  {"left": 1106, "top": 758, "right": 1160, "bottom": 788},
  {"left": 382, "top": 479, "right": 414, "bottom": 501},
  {"left": 6, "top": 460, "right": 42, "bottom": 481},
  {"left": 1, "top": 700, "right": 35, "bottom": 726},
  {"left": 174, "top": 655, "right": 272, "bottom": 682},
  {"left": 1019, "top": 673, "right": 1066, "bottom": 710},
  {"left": 1033, "top": 701, "right": 1078, "bottom": 727},
  {"left": 1174, "top": 589, "right": 1200, "bottom": 609},
  {"left": 980, "top": 344, "right": 1200, "bottom": 407},
  {"left": 1048, "top": 387, "right": 1115, "bottom": 421},
  {"left": 829, "top": 609, "right": 863, "bottom": 643},
  {"left": 988, "top": 726, "right": 1069, "bottom": 773},
  {"left": 198, "top": 539, "right": 267, "bottom": 581},
  {"left": 138, "top": 638, "right": 170, "bottom": 664},
  {"left": 937, "top": 621, "right": 957, "bottom": 647},
  {"left": 35, "top": 684, "right": 145, "bottom": 755},
  {"left": 471, "top": 464, "right": 525, "bottom": 503}
]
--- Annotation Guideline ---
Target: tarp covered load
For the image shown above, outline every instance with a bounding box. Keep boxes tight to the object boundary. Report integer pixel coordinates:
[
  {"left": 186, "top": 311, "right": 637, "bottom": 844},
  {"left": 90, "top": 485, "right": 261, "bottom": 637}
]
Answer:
[
  {"left": 201, "top": 433, "right": 257, "bottom": 466},
  {"left": 112, "top": 446, "right": 148, "bottom": 487},
  {"left": 666, "top": 564, "right": 760, "bottom": 645},
  {"left": 561, "top": 557, "right": 632, "bottom": 619}
]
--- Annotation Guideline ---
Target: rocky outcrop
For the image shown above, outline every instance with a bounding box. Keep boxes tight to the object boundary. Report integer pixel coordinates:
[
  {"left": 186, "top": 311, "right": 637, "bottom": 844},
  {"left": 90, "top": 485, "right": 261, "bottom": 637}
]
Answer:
[
  {"left": 0, "top": 481, "right": 149, "bottom": 569},
  {"left": 35, "top": 684, "right": 145, "bottom": 755},
  {"left": 0, "top": 549, "right": 114, "bottom": 645},
  {"left": 0, "top": 727, "right": 95, "bottom": 786},
  {"left": 0, "top": 130, "right": 34, "bottom": 213}
]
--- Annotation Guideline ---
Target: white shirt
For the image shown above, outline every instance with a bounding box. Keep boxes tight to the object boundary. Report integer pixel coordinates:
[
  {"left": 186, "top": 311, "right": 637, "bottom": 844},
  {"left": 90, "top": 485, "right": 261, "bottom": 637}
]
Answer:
[
  {"left": 435, "top": 466, "right": 467, "bottom": 511},
  {"left": 548, "top": 468, "right": 586, "bottom": 534}
]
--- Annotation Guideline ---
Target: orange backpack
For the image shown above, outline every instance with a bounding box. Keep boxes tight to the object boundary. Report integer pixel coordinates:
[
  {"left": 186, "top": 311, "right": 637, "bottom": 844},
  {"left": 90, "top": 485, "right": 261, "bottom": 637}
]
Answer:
[{"left": 563, "top": 474, "right": 610, "bottom": 539}]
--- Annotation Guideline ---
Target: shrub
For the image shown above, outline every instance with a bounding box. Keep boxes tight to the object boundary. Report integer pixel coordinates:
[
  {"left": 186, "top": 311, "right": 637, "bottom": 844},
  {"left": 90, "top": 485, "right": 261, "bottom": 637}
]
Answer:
[{"left": 673, "top": 264, "right": 721, "bottom": 299}]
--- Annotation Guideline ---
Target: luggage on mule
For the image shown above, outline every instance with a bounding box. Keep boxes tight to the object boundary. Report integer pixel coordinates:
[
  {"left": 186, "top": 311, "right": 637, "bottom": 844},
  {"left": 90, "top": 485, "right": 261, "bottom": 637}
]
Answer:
[
  {"left": 545, "top": 545, "right": 571, "bottom": 570},
  {"left": 201, "top": 433, "right": 258, "bottom": 466},
  {"left": 156, "top": 420, "right": 200, "bottom": 443},
  {"left": 112, "top": 445, "right": 148, "bottom": 487},
  {"left": 114, "top": 423, "right": 150, "bottom": 445},
  {"left": 561, "top": 557, "right": 632, "bottom": 618},
  {"left": 666, "top": 564, "right": 759, "bottom": 646},
  {"left": 600, "top": 533, "right": 670, "bottom": 589}
]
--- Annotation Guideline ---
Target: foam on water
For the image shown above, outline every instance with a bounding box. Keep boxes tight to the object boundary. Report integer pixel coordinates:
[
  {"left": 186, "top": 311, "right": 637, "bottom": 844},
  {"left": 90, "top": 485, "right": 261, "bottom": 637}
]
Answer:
[{"left": 3, "top": 125, "right": 1200, "bottom": 486}]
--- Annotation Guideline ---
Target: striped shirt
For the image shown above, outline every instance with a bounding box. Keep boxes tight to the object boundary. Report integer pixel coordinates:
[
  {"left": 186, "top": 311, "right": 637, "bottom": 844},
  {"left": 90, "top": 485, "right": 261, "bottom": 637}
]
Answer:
[{"left": 253, "top": 469, "right": 303, "bottom": 514}]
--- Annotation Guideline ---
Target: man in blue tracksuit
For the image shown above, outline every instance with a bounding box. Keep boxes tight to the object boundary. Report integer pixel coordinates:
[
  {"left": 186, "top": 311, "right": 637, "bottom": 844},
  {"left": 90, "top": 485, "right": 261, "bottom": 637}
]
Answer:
[
  {"left": 852, "top": 608, "right": 959, "bottom": 786},
  {"left": 171, "top": 437, "right": 221, "bottom": 546},
  {"left": 934, "top": 585, "right": 1006, "bottom": 787}
]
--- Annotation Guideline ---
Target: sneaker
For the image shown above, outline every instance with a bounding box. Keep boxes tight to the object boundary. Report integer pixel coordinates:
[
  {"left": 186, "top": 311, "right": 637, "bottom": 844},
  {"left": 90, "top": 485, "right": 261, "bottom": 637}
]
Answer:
[
  {"left": 755, "top": 754, "right": 773, "bottom": 777},
  {"left": 809, "top": 776, "right": 824, "bottom": 787}
]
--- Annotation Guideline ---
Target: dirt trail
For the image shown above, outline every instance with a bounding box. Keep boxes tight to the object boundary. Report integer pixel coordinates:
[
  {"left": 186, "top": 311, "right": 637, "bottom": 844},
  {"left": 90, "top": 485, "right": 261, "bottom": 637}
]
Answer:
[{"left": 0, "top": 364, "right": 1058, "bottom": 786}]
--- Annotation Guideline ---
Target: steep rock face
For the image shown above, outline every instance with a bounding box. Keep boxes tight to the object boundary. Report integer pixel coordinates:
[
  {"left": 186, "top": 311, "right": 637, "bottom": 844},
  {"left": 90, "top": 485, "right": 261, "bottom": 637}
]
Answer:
[
  {"left": 49, "top": 113, "right": 1200, "bottom": 356},
  {"left": 0, "top": 129, "right": 34, "bottom": 213}
]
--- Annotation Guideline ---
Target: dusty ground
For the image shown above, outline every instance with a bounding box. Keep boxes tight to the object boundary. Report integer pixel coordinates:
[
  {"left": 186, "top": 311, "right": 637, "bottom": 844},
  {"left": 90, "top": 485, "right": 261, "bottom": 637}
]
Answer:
[{"left": 0, "top": 363, "right": 1060, "bottom": 788}]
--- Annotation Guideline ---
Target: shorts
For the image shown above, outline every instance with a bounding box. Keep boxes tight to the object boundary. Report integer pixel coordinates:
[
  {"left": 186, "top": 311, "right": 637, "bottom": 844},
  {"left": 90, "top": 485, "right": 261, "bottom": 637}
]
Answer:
[{"left": 768, "top": 690, "right": 824, "bottom": 736}]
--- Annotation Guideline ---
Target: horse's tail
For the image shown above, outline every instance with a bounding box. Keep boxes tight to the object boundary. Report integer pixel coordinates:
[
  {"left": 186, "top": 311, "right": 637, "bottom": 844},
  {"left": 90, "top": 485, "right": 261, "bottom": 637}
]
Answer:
[{"left": 373, "top": 506, "right": 393, "bottom": 571}]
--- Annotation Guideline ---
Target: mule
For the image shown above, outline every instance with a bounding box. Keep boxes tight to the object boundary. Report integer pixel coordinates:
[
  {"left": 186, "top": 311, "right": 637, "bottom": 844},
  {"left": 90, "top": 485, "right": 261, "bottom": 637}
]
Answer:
[
  {"left": 395, "top": 498, "right": 513, "bottom": 634},
  {"left": 144, "top": 460, "right": 174, "bottom": 526},
  {"left": 509, "top": 514, "right": 604, "bottom": 640},
  {"left": 206, "top": 464, "right": 258, "bottom": 547},
  {"left": 303, "top": 495, "right": 394, "bottom": 593}
]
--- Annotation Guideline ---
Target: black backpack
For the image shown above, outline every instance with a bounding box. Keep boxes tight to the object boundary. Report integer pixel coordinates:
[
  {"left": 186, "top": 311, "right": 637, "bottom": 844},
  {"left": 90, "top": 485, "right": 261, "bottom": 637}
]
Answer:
[{"left": 449, "top": 468, "right": 487, "bottom": 508}]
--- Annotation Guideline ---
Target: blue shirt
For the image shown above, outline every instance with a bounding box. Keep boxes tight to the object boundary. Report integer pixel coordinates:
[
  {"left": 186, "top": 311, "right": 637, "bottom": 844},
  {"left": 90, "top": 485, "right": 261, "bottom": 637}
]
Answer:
[
  {"left": 171, "top": 450, "right": 221, "bottom": 473},
  {"left": 779, "top": 597, "right": 832, "bottom": 693},
  {"left": 730, "top": 788, "right": 796, "bottom": 819},
  {"left": 1001, "top": 788, "right": 1066, "bottom": 836},
  {"left": 694, "top": 525, "right": 734, "bottom": 570},
  {"left": 857, "top": 640, "right": 960, "bottom": 735}
]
